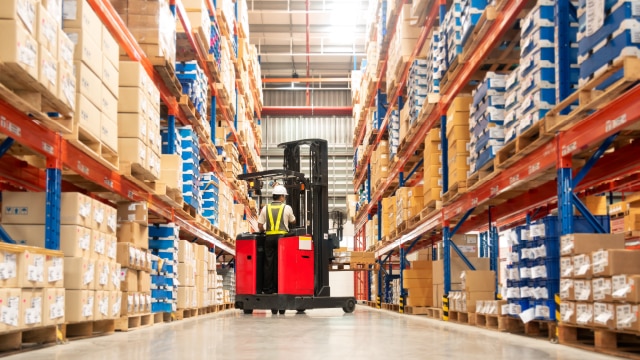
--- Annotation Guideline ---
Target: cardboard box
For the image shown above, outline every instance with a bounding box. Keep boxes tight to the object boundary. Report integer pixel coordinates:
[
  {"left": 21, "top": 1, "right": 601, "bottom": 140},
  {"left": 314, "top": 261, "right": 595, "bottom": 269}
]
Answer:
[
  {"left": 612, "top": 275, "right": 640, "bottom": 303},
  {"left": 120, "top": 292, "right": 134, "bottom": 316},
  {"left": 101, "top": 24, "right": 119, "bottom": 69},
  {"left": 118, "top": 61, "right": 153, "bottom": 91},
  {"left": 43, "top": 287, "right": 65, "bottom": 325},
  {"left": 65, "top": 289, "right": 94, "bottom": 322},
  {"left": 60, "top": 225, "right": 92, "bottom": 258},
  {"left": 64, "top": 257, "right": 94, "bottom": 290},
  {"left": 102, "top": 56, "right": 119, "bottom": 99},
  {"left": 117, "top": 222, "right": 149, "bottom": 249},
  {"left": 592, "top": 277, "right": 613, "bottom": 302},
  {"left": 94, "top": 259, "right": 111, "bottom": 290},
  {"left": 178, "top": 264, "right": 195, "bottom": 287},
  {"left": 57, "top": 62, "right": 76, "bottom": 110},
  {"left": 0, "top": 20, "right": 39, "bottom": 83},
  {"left": 177, "top": 287, "right": 192, "bottom": 309},
  {"left": 118, "top": 87, "right": 149, "bottom": 113},
  {"left": 15, "top": 248, "right": 48, "bottom": 288},
  {"left": 2, "top": 192, "right": 91, "bottom": 226},
  {"left": 46, "top": 254, "right": 64, "bottom": 288},
  {"left": 100, "top": 114, "right": 118, "bottom": 153},
  {"left": 466, "top": 292, "right": 495, "bottom": 313},
  {"left": 572, "top": 280, "right": 592, "bottom": 302},
  {"left": 402, "top": 269, "right": 432, "bottom": 280},
  {"left": 561, "top": 256, "right": 573, "bottom": 278},
  {"left": 58, "top": 28, "right": 74, "bottom": 66},
  {"left": 93, "top": 290, "right": 108, "bottom": 321},
  {"left": 461, "top": 270, "right": 495, "bottom": 293},
  {"left": 117, "top": 202, "right": 148, "bottom": 225},
  {"left": 101, "top": 82, "right": 118, "bottom": 120},
  {"left": 432, "top": 257, "right": 490, "bottom": 285},
  {"left": 62, "top": 0, "right": 102, "bottom": 41},
  {"left": 106, "top": 234, "right": 117, "bottom": 262},
  {"left": 592, "top": 250, "right": 640, "bottom": 276},
  {"left": 116, "top": 243, "right": 147, "bottom": 270},
  {"left": 575, "top": 302, "right": 594, "bottom": 326},
  {"left": 0, "top": 245, "right": 23, "bottom": 288},
  {"left": 138, "top": 270, "right": 151, "bottom": 292},
  {"left": 38, "top": 5, "right": 58, "bottom": 54},
  {"left": 65, "top": 28, "right": 102, "bottom": 80},
  {"left": 616, "top": 304, "right": 640, "bottom": 331},
  {"left": 160, "top": 154, "right": 182, "bottom": 189},
  {"left": 38, "top": 45, "right": 57, "bottom": 95},
  {"left": 403, "top": 277, "right": 433, "bottom": 289},
  {"left": 120, "top": 268, "right": 138, "bottom": 292},
  {"left": 406, "top": 295, "right": 433, "bottom": 307},
  {"left": 560, "top": 301, "right": 576, "bottom": 324},
  {"left": 117, "top": 112, "right": 148, "bottom": 142},
  {"left": 0, "top": 288, "right": 22, "bottom": 332},
  {"left": 0, "top": 0, "right": 38, "bottom": 34},
  {"left": 74, "top": 93, "right": 101, "bottom": 138},
  {"left": 109, "top": 291, "right": 122, "bottom": 319},
  {"left": 140, "top": 292, "right": 151, "bottom": 313},
  {"left": 560, "top": 233, "right": 625, "bottom": 256},
  {"left": 21, "top": 289, "right": 43, "bottom": 328},
  {"left": 73, "top": 59, "right": 104, "bottom": 110},
  {"left": 91, "top": 200, "right": 105, "bottom": 233},
  {"left": 178, "top": 240, "right": 194, "bottom": 262},
  {"left": 91, "top": 231, "right": 106, "bottom": 260},
  {"left": 593, "top": 302, "right": 616, "bottom": 329},
  {"left": 105, "top": 206, "right": 117, "bottom": 234},
  {"left": 118, "top": 137, "right": 147, "bottom": 168},
  {"left": 195, "top": 244, "right": 208, "bottom": 262},
  {"left": 560, "top": 278, "right": 573, "bottom": 300},
  {"left": 572, "top": 254, "right": 592, "bottom": 279}
]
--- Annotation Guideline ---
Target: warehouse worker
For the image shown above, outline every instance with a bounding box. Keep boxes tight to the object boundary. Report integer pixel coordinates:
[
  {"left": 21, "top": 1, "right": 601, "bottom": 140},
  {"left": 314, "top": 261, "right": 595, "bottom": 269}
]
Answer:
[{"left": 257, "top": 185, "right": 296, "bottom": 294}]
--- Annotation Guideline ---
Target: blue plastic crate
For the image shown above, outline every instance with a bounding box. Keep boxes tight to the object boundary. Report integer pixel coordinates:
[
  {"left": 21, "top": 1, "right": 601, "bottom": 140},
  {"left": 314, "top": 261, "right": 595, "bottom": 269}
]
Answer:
[
  {"left": 153, "top": 251, "right": 177, "bottom": 261},
  {"left": 149, "top": 239, "right": 177, "bottom": 250},
  {"left": 541, "top": 256, "right": 560, "bottom": 280},
  {"left": 152, "top": 289, "right": 173, "bottom": 300},
  {"left": 164, "top": 264, "right": 175, "bottom": 274},
  {"left": 152, "top": 302, "right": 174, "bottom": 313},
  {"left": 148, "top": 225, "right": 178, "bottom": 238},
  {"left": 151, "top": 275, "right": 167, "bottom": 286},
  {"left": 521, "top": 26, "right": 555, "bottom": 56},
  {"left": 521, "top": 5, "right": 555, "bottom": 37}
]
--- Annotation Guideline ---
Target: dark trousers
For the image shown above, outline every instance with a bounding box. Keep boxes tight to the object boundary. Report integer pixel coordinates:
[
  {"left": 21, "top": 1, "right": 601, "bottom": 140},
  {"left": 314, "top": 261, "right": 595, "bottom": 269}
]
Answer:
[{"left": 263, "top": 235, "right": 281, "bottom": 293}]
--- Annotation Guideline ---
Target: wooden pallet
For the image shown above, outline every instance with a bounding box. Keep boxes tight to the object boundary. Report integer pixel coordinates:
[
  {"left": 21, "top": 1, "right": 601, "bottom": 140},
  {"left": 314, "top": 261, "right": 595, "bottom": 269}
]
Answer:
[
  {"left": 559, "top": 324, "right": 640, "bottom": 360},
  {"left": 496, "top": 120, "right": 552, "bottom": 170},
  {"left": 64, "top": 125, "right": 119, "bottom": 172},
  {"left": 426, "top": 307, "right": 443, "bottom": 320},
  {"left": 156, "top": 185, "right": 184, "bottom": 210},
  {"left": 119, "top": 161, "right": 159, "bottom": 193},
  {"left": 197, "top": 306, "right": 217, "bottom": 316},
  {"left": 153, "top": 58, "right": 182, "bottom": 99},
  {"left": 475, "top": 314, "right": 509, "bottom": 332},
  {"left": 449, "top": 311, "right": 477, "bottom": 325},
  {"left": 405, "top": 306, "right": 431, "bottom": 315},
  {"left": 115, "top": 313, "right": 154, "bottom": 332},
  {"left": 0, "top": 63, "right": 74, "bottom": 134},
  {"left": 502, "top": 317, "right": 556, "bottom": 340},
  {"left": 329, "top": 263, "right": 376, "bottom": 271},
  {"left": 442, "top": 181, "right": 468, "bottom": 204},
  {"left": 466, "top": 158, "right": 498, "bottom": 190},
  {"left": 546, "top": 57, "right": 640, "bottom": 133},
  {"left": 153, "top": 312, "right": 165, "bottom": 324},
  {"left": 0, "top": 325, "right": 58, "bottom": 356},
  {"left": 173, "top": 308, "right": 198, "bottom": 321},
  {"left": 382, "top": 303, "right": 401, "bottom": 312},
  {"left": 62, "top": 319, "right": 115, "bottom": 341}
]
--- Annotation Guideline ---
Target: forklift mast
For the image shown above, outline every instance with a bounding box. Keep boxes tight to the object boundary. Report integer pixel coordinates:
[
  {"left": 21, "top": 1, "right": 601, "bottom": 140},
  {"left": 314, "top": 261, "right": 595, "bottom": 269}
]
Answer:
[{"left": 279, "top": 139, "right": 330, "bottom": 297}]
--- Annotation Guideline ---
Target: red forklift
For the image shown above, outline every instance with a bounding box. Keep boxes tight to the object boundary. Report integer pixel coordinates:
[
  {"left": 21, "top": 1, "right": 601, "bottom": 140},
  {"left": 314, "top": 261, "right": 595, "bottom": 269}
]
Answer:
[{"left": 235, "top": 139, "right": 356, "bottom": 315}]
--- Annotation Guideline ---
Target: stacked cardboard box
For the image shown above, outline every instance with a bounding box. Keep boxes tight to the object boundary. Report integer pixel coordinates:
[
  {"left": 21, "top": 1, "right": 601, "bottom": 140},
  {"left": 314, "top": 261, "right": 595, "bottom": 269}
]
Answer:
[
  {"left": 404, "top": 260, "right": 433, "bottom": 307},
  {"left": 148, "top": 224, "right": 179, "bottom": 313},
  {"left": 63, "top": 1, "right": 122, "bottom": 150},
  {"left": 110, "top": 0, "right": 176, "bottom": 65},
  {"left": 116, "top": 202, "right": 152, "bottom": 317},
  {"left": 381, "top": 196, "right": 397, "bottom": 239},
  {"left": 1, "top": 192, "right": 124, "bottom": 323},
  {"left": 194, "top": 243, "right": 212, "bottom": 308},
  {"left": 386, "top": 5, "right": 422, "bottom": 96},
  {"left": 476, "top": 300, "right": 508, "bottom": 316},
  {"left": 396, "top": 186, "right": 424, "bottom": 227},
  {"left": 0, "top": 243, "right": 65, "bottom": 331},
  {"left": 456, "top": 270, "right": 496, "bottom": 313},
  {"left": 446, "top": 96, "right": 472, "bottom": 189},
  {"left": 423, "top": 128, "right": 443, "bottom": 204},
  {"left": 559, "top": 233, "right": 630, "bottom": 328},
  {"left": 371, "top": 141, "right": 390, "bottom": 193},
  {"left": 177, "top": 240, "right": 197, "bottom": 309},
  {"left": 214, "top": 273, "right": 224, "bottom": 305},
  {"left": 207, "top": 251, "right": 217, "bottom": 306},
  {"left": 0, "top": 0, "right": 75, "bottom": 120},
  {"left": 177, "top": 0, "right": 211, "bottom": 53},
  {"left": 217, "top": 180, "right": 235, "bottom": 237},
  {"left": 117, "top": 61, "right": 161, "bottom": 180}
]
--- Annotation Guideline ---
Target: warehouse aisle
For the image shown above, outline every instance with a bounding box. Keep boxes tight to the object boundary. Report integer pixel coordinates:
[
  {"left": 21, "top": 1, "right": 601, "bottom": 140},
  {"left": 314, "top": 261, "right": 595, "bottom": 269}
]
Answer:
[{"left": 9, "top": 307, "right": 613, "bottom": 360}]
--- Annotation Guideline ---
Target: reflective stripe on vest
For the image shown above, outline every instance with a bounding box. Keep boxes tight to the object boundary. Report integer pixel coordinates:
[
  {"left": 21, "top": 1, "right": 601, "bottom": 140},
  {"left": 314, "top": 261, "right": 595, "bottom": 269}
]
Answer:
[{"left": 266, "top": 203, "right": 288, "bottom": 235}]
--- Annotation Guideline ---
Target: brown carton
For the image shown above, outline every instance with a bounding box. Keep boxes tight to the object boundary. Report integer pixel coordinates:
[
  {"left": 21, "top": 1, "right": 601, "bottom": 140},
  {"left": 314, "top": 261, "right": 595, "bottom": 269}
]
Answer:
[
  {"left": 432, "top": 257, "right": 490, "bottom": 285},
  {"left": 572, "top": 254, "right": 592, "bottom": 279},
  {"left": 572, "top": 280, "right": 592, "bottom": 302},
  {"left": 465, "top": 292, "right": 495, "bottom": 313},
  {"left": 0, "top": 20, "right": 39, "bottom": 82},
  {"left": 137, "top": 270, "right": 151, "bottom": 292},
  {"left": 121, "top": 292, "right": 136, "bottom": 316},
  {"left": 592, "top": 277, "right": 613, "bottom": 302},
  {"left": 116, "top": 243, "right": 147, "bottom": 270},
  {"left": 560, "top": 279, "right": 573, "bottom": 301},
  {"left": 403, "top": 277, "right": 433, "bottom": 288},
  {"left": 17, "top": 249, "right": 47, "bottom": 288},
  {"left": 616, "top": 304, "right": 640, "bottom": 331},
  {"left": 117, "top": 222, "right": 149, "bottom": 249},
  {"left": 64, "top": 257, "right": 94, "bottom": 290},
  {"left": 593, "top": 302, "right": 616, "bottom": 329},
  {"left": 592, "top": 250, "right": 640, "bottom": 276},
  {"left": 402, "top": 269, "right": 432, "bottom": 279},
  {"left": 65, "top": 289, "right": 94, "bottom": 323},
  {"left": 43, "top": 288, "right": 65, "bottom": 326},
  {"left": 117, "top": 202, "right": 148, "bottom": 225},
  {"left": 94, "top": 259, "right": 111, "bottom": 291},
  {"left": 0, "top": 288, "right": 22, "bottom": 332},
  {"left": 575, "top": 302, "right": 594, "bottom": 327},
  {"left": 109, "top": 291, "right": 122, "bottom": 319},
  {"left": 0, "top": 245, "right": 21, "bottom": 288},
  {"left": 21, "top": 289, "right": 43, "bottom": 328},
  {"left": 93, "top": 290, "right": 108, "bottom": 321},
  {"left": 92, "top": 230, "right": 107, "bottom": 260},
  {"left": 612, "top": 275, "right": 640, "bottom": 303},
  {"left": 2, "top": 192, "right": 92, "bottom": 226},
  {"left": 560, "top": 233, "right": 625, "bottom": 256},
  {"left": 560, "top": 301, "right": 576, "bottom": 324},
  {"left": 461, "top": 270, "right": 495, "bottom": 293}
]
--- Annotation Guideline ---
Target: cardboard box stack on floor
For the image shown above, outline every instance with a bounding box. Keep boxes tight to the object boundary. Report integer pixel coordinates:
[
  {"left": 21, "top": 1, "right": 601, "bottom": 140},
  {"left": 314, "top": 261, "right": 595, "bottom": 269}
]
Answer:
[
  {"left": 557, "top": 233, "right": 640, "bottom": 330},
  {"left": 195, "top": 243, "right": 211, "bottom": 308},
  {"left": 448, "top": 270, "right": 496, "bottom": 313},
  {"left": 446, "top": 95, "right": 472, "bottom": 190},
  {"left": 381, "top": 196, "right": 396, "bottom": 240},
  {"left": 432, "top": 234, "right": 488, "bottom": 308},
  {"left": 117, "top": 201, "right": 151, "bottom": 317},
  {"left": 207, "top": 251, "right": 218, "bottom": 306},
  {"left": 423, "top": 128, "right": 442, "bottom": 204},
  {"left": 63, "top": 0, "right": 120, "bottom": 151},
  {"left": 0, "top": 243, "right": 65, "bottom": 332},
  {"left": 1, "top": 192, "right": 123, "bottom": 323},
  {"left": 404, "top": 258, "right": 433, "bottom": 307},
  {"left": 177, "top": 240, "right": 197, "bottom": 309},
  {"left": 117, "top": 61, "right": 161, "bottom": 180}
]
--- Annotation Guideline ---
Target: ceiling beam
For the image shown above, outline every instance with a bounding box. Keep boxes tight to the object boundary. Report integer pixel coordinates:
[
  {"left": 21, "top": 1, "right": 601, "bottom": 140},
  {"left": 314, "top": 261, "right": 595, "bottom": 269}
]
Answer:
[
  {"left": 263, "top": 77, "right": 351, "bottom": 83},
  {"left": 250, "top": 24, "right": 366, "bottom": 33},
  {"left": 247, "top": 0, "right": 369, "bottom": 12}
]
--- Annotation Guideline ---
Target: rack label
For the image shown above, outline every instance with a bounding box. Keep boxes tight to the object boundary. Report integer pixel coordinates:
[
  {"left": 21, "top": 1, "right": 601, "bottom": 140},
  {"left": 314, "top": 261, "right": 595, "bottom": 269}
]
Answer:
[
  {"left": 509, "top": 174, "right": 520, "bottom": 185},
  {"left": 528, "top": 162, "right": 540, "bottom": 175},
  {"left": 0, "top": 117, "right": 21, "bottom": 137},
  {"left": 42, "top": 142, "right": 54, "bottom": 155},
  {"left": 77, "top": 161, "right": 89, "bottom": 175},
  {"left": 561, "top": 142, "right": 577, "bottom": 156},
  {"left": 605, "top": 114, "right": 627, "bottom": 132}
]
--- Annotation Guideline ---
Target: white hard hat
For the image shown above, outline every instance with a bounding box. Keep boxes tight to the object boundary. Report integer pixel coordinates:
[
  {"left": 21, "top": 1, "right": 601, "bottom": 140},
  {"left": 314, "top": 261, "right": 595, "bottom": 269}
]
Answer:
[{"left": 273, "top": 185, "right": 288, "bottom": 196}]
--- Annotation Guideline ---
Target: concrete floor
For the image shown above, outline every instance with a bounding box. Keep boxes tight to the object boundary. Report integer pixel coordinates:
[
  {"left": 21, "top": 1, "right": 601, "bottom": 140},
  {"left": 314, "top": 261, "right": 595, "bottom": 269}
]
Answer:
[{"left": 9, "top": 306, "right": 617, "bottom": 360}]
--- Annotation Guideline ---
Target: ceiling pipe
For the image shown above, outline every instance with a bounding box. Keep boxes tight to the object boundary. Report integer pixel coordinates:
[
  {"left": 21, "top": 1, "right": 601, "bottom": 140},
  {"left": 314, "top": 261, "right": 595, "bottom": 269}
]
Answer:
[
  {"left": 305, "top": 0, "right": 311, "bottom": 106},
  {"left": 262, "top": 106, "right": 353, "bottom": 116}
]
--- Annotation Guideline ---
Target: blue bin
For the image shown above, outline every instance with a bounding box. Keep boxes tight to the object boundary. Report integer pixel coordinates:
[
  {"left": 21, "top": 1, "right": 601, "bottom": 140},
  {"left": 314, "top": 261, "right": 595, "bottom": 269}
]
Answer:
[
  {"left": 149, "top": 239, "right": 177, "bottom": 250},
  {"left": 152, "top": 302, "right": 173, "bottom": 313}
]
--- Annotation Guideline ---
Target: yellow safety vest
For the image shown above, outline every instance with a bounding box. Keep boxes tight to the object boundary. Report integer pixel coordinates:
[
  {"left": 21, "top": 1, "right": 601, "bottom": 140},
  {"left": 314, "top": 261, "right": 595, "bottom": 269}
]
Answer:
[{"left": 266, "top": 203, "right": 288, "bottom": 235}]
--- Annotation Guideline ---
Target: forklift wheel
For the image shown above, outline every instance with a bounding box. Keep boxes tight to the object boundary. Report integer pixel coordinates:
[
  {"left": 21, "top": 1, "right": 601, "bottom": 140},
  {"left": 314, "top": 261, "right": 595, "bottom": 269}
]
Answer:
[
  {"left": 296, "top": 309, "right": 306, "bottom": 314},
  {"left": 271, "top": 309, "right": 278, "bottom": 315},
  {"left": 343, "top": 299, "right": 356, "bottom": 314},
  {"left": 278, "top": 310, "right": 286, "bottom": 315},
  {"left": 243, "top": 309, "right": 253, "bottom": 315}
]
